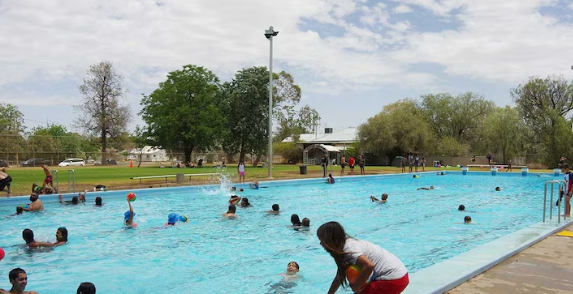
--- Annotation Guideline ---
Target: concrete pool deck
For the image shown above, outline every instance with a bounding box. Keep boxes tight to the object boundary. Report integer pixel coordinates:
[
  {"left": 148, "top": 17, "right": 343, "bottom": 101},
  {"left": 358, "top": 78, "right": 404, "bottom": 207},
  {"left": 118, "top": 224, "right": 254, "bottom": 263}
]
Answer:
[{"left": 446, "top": 224, "right": 573, "bottom": 294}]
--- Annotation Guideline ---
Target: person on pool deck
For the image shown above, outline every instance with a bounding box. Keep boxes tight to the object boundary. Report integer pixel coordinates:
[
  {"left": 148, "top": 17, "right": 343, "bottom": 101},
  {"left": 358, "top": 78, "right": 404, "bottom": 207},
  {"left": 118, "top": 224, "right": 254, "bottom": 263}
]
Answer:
[
  {"left": 417, "top": 186, "right": 434, "bottom": 191},
  {"left": 124, "top": 195, "right": 137, "bottom": 228},
  {"left": 495, "top": 187, "right": 501, "bottom": 191},
  {"left": 327, "top": 174, "right": 335, "bottom": 184},
  {"left": 95, "top": 197, "right": 103, "bottom": 206},
  {"left": 562, "top": 164, "right": 573, "bottom": 218},
  {"left": 317, "top": 221, "right": 409, "bottom": 294},
  {"left": 348, "top": 156, "right": 356, "bottom": 175},
  {"left": 358, "top": 155, "right": 365, "bottom": 176},
  {"left": 223, "top": 205, "right": 238, "bottom": 219},
  {"left": 458, "top": 205, "right": 465, "bottom": 211},
  {"left": 76, "top": 282, "right": 96, "bottom": 294},
  {"left": 31, "top": 183, "right": 43, "bottom": 195},
  {"left": 464, "top": 216, "right": 472, "bottom": 224},
  {"left": 229, "top": 195, "right": 241, "bottom": 206},
  {"left": 0, "top": 167, "right": 12, "bottom": 197},
  {"left": 340, "top": 155, "right": 347, "bottom": 176},
  {"left": 250, "top": 181, "right": 260, "bottom": 190},
  {"left": 321, "top": 154, "right": 328, "bottom": 178},
  {"left": 291, "top": 214, "right": 302, "bottom": 226},
  {"left": 40, "top": 164, "right": 56, "bottom": 193},
  {"left": 22, "top": 193, "right": 43, "bottom": 212},
  {"left": 266, "top": 204, "right": 280, "bottom": 215},
  {"left": 238, "top": 161, "right": 246, "bottom": 183},
  {"left": 239, "top": 197, "right": 252, "bottom": 207},
  {"left": 0, "top": 268, "right": 39, "bottom": 294},
  {"left": 34, "top": 227, "right": 68, "bottom": 247},
  {"left": 370, "top": 194, "right": 388, "bottom": 204}
]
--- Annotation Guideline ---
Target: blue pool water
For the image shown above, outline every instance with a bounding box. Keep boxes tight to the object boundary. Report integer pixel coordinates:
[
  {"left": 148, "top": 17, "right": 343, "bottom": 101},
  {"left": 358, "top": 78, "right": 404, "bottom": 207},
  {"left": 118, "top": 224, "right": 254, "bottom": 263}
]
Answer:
[{"left": 0, "top": 173, "right": 557, "bottom": 293}]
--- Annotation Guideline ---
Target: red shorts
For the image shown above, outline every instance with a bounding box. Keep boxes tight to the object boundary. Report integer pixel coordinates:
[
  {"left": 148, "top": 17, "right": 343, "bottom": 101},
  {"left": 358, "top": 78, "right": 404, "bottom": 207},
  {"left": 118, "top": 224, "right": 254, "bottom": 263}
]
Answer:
[
  {"left": 44, "top": 175, "right": 53, "bottom": 184},
  {"left": 362, "top": 273, "right": 409, "bottom": 294}
]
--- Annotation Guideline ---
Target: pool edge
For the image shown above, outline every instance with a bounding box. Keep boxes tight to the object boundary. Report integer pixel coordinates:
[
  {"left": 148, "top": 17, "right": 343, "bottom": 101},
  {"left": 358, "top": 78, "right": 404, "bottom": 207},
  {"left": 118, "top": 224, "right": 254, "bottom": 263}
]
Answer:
[{"left": 403, "top": 217, "right": 573, "bottom": 294}]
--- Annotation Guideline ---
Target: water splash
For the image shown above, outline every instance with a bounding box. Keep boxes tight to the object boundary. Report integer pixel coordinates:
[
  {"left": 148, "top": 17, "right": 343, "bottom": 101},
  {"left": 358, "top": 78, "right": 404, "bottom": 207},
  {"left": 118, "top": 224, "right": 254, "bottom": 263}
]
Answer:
[{"left": 200, "top": 165, "right": 234, "bottom": 196}]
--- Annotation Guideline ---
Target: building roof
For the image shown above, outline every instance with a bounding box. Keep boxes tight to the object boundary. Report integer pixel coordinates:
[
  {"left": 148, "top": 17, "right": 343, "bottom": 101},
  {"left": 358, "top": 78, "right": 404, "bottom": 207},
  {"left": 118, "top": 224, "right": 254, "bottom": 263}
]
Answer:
[
  {"left": 282, "top": 127, "right": 358, "bottom": 144},
  {"left": 129, "top": 146, "right": 165, "bottom": 154}
]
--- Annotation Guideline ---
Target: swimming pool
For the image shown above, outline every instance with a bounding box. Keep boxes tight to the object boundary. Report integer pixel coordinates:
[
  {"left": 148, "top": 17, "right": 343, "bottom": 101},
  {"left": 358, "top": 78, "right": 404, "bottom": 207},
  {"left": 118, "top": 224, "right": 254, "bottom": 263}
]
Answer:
[{"left": 0, "top": 172, "right": 563, "bottom": 293}]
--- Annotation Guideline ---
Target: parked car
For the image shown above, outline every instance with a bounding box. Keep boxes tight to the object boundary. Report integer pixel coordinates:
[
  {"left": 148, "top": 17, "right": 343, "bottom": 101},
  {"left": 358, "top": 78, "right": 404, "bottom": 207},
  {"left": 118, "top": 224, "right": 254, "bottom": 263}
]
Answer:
[
  {"left": 0, "top": 160, "right": 7, "bottom": 167},
  {"left": 58, "top": 158, "right": 86, "bottom": 167},
  {"left": 94, "top": 159, "right": 118, "bottom": 166},
  {"left": 20, "top": 158, "right": 49, "bottom": 167}
]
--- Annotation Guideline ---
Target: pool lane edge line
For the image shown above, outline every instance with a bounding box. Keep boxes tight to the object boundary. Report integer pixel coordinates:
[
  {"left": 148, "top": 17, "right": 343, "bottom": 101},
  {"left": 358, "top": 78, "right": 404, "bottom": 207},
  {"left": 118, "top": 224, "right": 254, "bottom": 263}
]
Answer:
[{"left": 402, "top": 217, "right": 573, "bottom": 294}]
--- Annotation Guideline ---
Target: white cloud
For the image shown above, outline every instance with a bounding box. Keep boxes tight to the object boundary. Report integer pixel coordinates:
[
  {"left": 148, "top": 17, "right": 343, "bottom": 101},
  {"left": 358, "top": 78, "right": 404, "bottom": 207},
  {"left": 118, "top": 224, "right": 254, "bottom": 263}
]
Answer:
[{"left": 393, "top": 5, "right": 413, "bottom": 14}]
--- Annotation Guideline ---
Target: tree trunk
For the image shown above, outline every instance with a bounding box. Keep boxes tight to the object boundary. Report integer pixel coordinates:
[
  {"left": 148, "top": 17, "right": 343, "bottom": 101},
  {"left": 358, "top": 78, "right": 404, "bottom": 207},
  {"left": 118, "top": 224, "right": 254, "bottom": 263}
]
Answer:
[
  {"left": 184, "top": 145, "right": 194, "bottom": 164},
  {"left": 101, "top": 127, "right": 107, "bottom": 165},
  {"left": 253, "top": 154, "right": 262, "bottom": 167},
  {"left": 239, "top": 139, "right": 245, "bottom": 162},
  {"left": 137, "top": 152, "right": 143, "bottom": 168}
]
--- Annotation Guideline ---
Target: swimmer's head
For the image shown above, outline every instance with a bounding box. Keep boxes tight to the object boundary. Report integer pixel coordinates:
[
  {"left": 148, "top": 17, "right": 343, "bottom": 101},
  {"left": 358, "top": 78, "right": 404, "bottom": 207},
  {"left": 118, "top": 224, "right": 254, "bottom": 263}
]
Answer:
[
  {"left": 239, "top": 188, "right": 244, "bottom": 192},
  {"left": 22, "top": 229, "right": 34, "bottom": 244},
  {"left": 56, "top": 227, "right": 68, "bottom": 242},
  {"left": 77, "top": 282, "right": 96, "bottom": 294},
  {"left": 495, "top": 187, "right": 501, "bottom": 191},
  {"left": 287, "top": 261, "right": 300, "bottom": 274},
  {"left": 381, "top": 194, "right": 388, "bottom": 201},
  {"left": 71, "top": 196, "right": 79, "bottom": 204},
  {"left": 329, "top": 174, "right": 333, "bottom": 178},
  {"left": 167, "top": 213, "right": 179, "bottom": 224},
  {"left": 291, "top": 214, "right": 301, "bottom": 226},
  {"left": 302, "top": 218, "right": 310, "bottom": 227},
  {"left": 9, "top": 268, "right": 27, "bottom": 291},
  {"left": 95, "top": 197, "right": 102, "bottom": 206},
  {"left": 561, "top": 163, "right": 570, "bottom": 173},
  {"left": 430, "top": 186, "right": 435, "bottom": 190},
  {"left": 29, "top": 193, "right": 39, "bottom": 202},
  {"left": 79, "top": 193, "right": 86, "bottom": 202},
  {"left": 464, "top": 216, "right": 472, "bottom": 224},
  {"left": 228, "top": 205, "right": 237, "bottom": 213},
  {"left": 241, "top": 197, "right": 250, "bottom": 206},
  {"left": 272, "top": 204, "right": 280, "bottom": 212},
  {"left": 231, "top": 187, "right": 236, "bottom": 191},
  {"left": 441, "top": 172, "right": 445, "bottom": 175},
  {"left": 413, "top": 175, "right": 416, "bottom": 178},
  {"left": 458, "top": 205, "right": 465, "bottom": 211},
  {"left": 16, "top": 206, "right": 23, "bottom": 214}
]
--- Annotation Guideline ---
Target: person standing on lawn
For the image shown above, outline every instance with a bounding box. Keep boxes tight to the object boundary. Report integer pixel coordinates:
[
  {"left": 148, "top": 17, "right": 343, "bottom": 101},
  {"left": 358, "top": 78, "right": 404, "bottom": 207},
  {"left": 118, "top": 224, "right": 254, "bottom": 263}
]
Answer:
[{"left": 0, "top": 167, "right": 11, "bottom": 197}]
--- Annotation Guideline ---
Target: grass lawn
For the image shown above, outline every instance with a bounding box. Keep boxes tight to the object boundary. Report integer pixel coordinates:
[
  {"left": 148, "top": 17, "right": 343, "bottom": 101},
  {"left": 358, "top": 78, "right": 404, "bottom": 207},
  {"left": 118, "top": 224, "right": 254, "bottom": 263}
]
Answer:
[{"left": 2, "top": 164, "right": 553, "bottom": 196}]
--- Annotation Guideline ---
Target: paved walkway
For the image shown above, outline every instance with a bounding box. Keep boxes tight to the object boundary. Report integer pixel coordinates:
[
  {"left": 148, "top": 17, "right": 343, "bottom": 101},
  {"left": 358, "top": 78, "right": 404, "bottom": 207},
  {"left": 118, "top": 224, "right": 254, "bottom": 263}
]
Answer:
[{"left": 446, "top": 225, "right": 573, "bottom": 294}]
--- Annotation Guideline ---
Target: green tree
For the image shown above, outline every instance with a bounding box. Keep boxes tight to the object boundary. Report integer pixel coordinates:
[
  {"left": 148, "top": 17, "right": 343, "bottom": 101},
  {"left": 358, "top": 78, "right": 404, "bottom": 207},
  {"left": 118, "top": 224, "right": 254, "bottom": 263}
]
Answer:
[
  {"left": 479, "top": 107, "right": 526, "bottom": 163},
  {"left": 273, "top": 142, "right": 303, "bottom": 163},
  {"left": 275, "top": 105, "right": 321, "bottom": 142},
  {"left": 513, "top": 76, "right": 573, "bottom": 165},
  {"left": 0, "top": 103, "right": 26, "bottom": 162},
  {"left": 221, "top": 66, "right": 269, "bottom": 164},
  {"left": 358, "top": 99, "right": 434, "bottom": 160},
  {"left": 421, "top": 92, "right": 495, "bottom": 145},
  {"left": 74, "top": 61, "right": 131, "bottom": 164},
  {"left": 140, "top": 65, "right": 224, "bottom": 163}
]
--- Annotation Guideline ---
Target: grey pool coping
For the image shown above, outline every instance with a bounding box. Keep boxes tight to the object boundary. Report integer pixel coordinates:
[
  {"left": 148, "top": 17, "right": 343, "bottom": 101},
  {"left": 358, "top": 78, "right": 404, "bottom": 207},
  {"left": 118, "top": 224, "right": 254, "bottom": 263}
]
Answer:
[{"left": 403, "top": 217, "right": 573, "bottom": 294}]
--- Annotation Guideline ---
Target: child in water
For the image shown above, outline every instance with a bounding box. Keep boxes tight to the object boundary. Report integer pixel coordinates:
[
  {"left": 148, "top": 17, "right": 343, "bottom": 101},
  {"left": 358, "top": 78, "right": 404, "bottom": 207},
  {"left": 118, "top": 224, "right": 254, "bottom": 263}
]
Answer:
[
  {"left": 124, "top": 195, "right": 137, "bottom": 228},
  {"left": 267, "top": 262, "right": 301, "bottom": 294},
  {"left": 370, "top": 194, "right": 388, "bottom": 204},
  {"left": 317, "top": 221, "right": 409, "bottom": 294}
]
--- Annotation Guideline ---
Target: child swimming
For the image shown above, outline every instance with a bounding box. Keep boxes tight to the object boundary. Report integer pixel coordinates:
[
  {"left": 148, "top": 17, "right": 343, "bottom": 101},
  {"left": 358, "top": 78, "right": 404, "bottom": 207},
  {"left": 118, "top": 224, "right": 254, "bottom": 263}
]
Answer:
[
  {"left": 417, "top": 186, "right": 434, "bottom": 191},
  {"left": 266, "top": 204, "right": 280, "bottom": 215},
  {"left": 370, "top": 194, "right": 388, "bottom": 204},
  {"left": 124, "top": 195, "right": 137, "bottom": 228},
  {"left": 266, "top": 262, "right": 300, "bottom": 294},
  {"left": 317, "top": 221, "right": 409, "bottom": 294}
]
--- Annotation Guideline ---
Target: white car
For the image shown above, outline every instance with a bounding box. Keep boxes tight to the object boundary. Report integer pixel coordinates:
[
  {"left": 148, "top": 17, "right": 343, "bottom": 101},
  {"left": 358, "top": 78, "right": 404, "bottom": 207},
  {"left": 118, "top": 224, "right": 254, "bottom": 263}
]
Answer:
[{"left": 58, "top": 158, "right": 86, "bottom": 167}]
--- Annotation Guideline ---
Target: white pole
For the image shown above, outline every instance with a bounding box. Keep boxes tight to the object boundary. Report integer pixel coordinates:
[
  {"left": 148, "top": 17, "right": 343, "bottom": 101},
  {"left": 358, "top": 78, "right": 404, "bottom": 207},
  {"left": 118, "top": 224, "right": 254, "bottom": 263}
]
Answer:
[{"left": 268, "top": 28, "right": 274, "bottom": 178}]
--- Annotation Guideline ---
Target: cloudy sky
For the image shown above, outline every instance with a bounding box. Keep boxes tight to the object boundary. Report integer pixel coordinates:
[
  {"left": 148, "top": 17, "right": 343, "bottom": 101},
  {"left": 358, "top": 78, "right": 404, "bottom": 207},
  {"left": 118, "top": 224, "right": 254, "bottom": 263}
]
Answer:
[{"left": 2, "top": 0, "right": 573, "bottom": 133}]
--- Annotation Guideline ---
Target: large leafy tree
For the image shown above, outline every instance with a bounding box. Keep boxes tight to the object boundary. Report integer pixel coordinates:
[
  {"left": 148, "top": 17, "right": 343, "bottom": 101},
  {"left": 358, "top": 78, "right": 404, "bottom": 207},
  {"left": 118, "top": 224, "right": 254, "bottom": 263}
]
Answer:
[
  {"left": 513, "top": 76, "right": 573, "bottom": 164},
  {"left": 275, "top": 105, "right": 321, "bottom": 142},
  {"left": 0, "top": 103, "right": 26, "bottom": 162},
  {"left": 358, "top": 99, "right": 434, "bottom": 159},
  {"left": 480, "top": 106, "right": 527, "bottom": 163},
  {"left": 221, "top": 66, "right": 270, "bottom": 164},
  {"left": 74, "top": 61, "right": 131, "bottom": 164},
  {"left": 140, "top": 65, "right": 224, "bottom": 163},
  {"left": 421, "top": 92, "right": 495, "bottom": 145}
]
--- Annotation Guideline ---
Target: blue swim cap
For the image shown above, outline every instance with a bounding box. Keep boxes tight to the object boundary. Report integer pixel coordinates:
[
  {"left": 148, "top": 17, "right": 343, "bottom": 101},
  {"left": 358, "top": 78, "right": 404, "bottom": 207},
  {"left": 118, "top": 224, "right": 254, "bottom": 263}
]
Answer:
[
  {"left": 124, "top": 211, "right": 135, "bottom": 220},
  {"left": 168, "top": 213, "right": 179, "bottom": 224}
]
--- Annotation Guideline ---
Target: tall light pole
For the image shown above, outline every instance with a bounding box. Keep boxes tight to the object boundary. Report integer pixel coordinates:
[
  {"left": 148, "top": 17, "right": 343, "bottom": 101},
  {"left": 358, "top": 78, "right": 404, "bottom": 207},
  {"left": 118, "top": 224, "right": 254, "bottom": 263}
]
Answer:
[{"left": 265, "top": 26, "right": 278, "bottom": 178}]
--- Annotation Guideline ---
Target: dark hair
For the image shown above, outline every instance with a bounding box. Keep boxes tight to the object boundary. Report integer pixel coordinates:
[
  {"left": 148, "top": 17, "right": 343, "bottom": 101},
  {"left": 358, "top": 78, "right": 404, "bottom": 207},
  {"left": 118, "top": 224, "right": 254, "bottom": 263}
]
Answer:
[
  {"left": 30, "top": 193, "right": 39, "bottom": 202},
  {"left": 317, "top": 222, "right": 351, "bottom": 288},
  {"left": 464, "top": 216, "right": 472, "bottom": 223},
  {"left": 95, "top": 197, "right": 102, "bottom": 206},
  {"left": 239, "top": 188, "right": 244, "bottom": 192},
  {"left": 291, "top": 214, "right": 302, "bottom": 226},
  {"left": 288, "top": 261, "right": 300, "bottom": 270},
  {"left": 381, "top": 193, "right": 388, "bottom": 200},
  {"left": 562, "top": 164, "right": 570, "bottom": 169},
  {"left": 328, "top": 174, "right": 332, "bottom": 177},
  {"left": 77, "top": 282, "right": 96, "bottom": 294},
  {"left": 458, "top": 205, "right": 465, "bottom": 211},
  {"left": 241, "top": 197, "right": 250, "bottom": 206},
  {"left": 22, "top": 229, "right": 34, "bottom": 244},
  {"left": 302, "top": 218, "right": 310, "bottom": 227},
  {"left": 71, "top": 196, "right": 79, "bottom": 204},
  {"left": 272, "top": 204, "right": 279, "bottom": 211},
  {"left": 228, "top": 205, "right": 236, "bottom": 213},
  {"left": 16, "top": 206, "right": 23, "bottom": 214},
  {"left": 57, "top": 227, "right": 68, "bottom": 242},
  {"left": 9, "top": 268, "right": 26, "bottom": 282},
  {"left": 495, "top": 187, "right": 501, "bottom": 191}
]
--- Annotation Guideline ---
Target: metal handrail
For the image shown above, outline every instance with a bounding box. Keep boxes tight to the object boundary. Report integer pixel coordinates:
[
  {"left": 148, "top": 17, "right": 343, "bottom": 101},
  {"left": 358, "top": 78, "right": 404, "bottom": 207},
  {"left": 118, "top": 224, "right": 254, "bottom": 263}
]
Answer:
[
  {"left": 543, "top": 180, "right": 565, "bottom": 224},
  {"left": 51, "top": 170, "right": 59, "bottom": 193},
  {"left": 67, "top": 169, "right": 76, "bottom": 193}
]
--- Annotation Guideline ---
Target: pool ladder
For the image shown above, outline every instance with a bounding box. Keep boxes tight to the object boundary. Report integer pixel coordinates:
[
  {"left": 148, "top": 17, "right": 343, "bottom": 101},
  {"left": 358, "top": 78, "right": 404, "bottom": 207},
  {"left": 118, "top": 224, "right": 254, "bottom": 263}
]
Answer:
[
  {"left": 49, "top": 169, "right": 76, "bottom": 193},
  {"left": 543, "top": 180, "right": 566, "bottom": 224}
]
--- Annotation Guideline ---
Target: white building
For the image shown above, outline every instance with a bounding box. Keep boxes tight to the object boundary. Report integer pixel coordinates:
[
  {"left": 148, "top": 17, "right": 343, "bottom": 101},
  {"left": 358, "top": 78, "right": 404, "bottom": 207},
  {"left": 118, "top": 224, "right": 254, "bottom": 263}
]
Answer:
[
  {"left": 283, "top": 127, "right": 358, "bottom": 164},
  {"left": 127, "top": 146, "right": 170, "bottom": 162}
]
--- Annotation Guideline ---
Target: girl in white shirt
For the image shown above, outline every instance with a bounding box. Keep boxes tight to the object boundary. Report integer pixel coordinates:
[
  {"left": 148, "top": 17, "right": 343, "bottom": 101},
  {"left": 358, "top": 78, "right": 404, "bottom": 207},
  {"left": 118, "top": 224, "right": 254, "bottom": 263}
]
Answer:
[
  {"left": 317, "top": 221, "right": 409, "bottom": 294},
  {"left": 238, "top": 161, "right": 246, "bottom": 183}
]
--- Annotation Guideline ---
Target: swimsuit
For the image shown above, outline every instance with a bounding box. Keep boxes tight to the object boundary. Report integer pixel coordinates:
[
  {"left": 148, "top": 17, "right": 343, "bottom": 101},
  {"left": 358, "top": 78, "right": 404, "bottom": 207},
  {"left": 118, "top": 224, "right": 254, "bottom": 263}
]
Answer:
[
  {"left": 0, "top": 175, "right": 11, "bottom": 191},
  {"left": 44, "top": 175, "right": 53, "bottom": 185}
]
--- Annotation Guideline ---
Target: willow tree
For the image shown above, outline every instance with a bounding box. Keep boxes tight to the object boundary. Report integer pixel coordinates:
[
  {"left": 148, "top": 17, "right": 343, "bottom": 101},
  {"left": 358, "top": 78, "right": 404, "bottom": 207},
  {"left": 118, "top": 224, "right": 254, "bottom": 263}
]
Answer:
[{"left": 74, "top": 61, "right": 131, "bottom": 164}]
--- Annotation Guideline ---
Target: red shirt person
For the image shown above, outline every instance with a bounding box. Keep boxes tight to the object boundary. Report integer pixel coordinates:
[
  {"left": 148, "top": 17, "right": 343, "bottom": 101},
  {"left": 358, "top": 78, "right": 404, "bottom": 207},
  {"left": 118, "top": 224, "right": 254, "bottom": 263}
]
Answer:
[{"left": 348, "top": 157, "right": 356, "bottom": 175}]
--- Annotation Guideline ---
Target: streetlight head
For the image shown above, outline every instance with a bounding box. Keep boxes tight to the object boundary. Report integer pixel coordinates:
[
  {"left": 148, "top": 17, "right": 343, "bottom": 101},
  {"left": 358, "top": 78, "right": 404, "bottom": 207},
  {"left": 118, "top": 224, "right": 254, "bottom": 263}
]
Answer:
[{"left": 264, "top": 27, "right": 279, "bottom": 39}]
